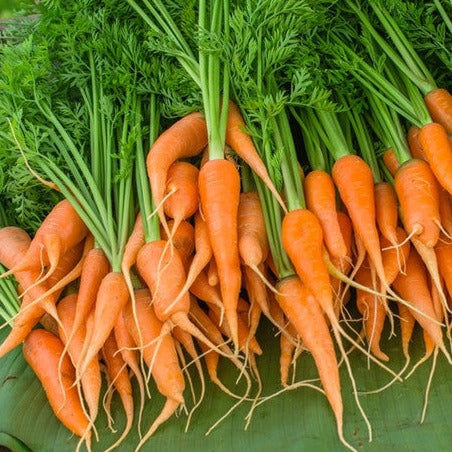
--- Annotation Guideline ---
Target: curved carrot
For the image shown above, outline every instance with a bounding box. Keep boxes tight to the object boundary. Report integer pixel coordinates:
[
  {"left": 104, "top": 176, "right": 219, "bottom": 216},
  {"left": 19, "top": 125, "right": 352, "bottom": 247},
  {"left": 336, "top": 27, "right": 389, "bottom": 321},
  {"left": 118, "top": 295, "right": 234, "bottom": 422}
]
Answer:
[
  {"left": 147, "top": 112, "right": 207, "bottom": 233},
  {"left": 57, "top": 294, "right": 101, "bottom": 422},
  {"left": 418, "top": 123, "right": 452, "bottom": 195},
  {"left": 198, "top": 158, "right": 241, "bottom": 349},
  {"left": 23, "top": 329, "right": 91, "bottom": 439},
  {"left": 395, "top": 159, "right": 441, "bottom": 247},
  {"left": 374, "top": 182, "right": 399, "bottom": 246},
  {"left": 424, "top": 88, "right": 452, "bottom": 134},
  {"left": 382, "top": 148, "right": 400, "bottom": 177},
  {"left": 225, "top": 101, "right": 287, "bottom": 212},
  {"left": 304, "top": 170, "right": 347, "bottom": 259}
]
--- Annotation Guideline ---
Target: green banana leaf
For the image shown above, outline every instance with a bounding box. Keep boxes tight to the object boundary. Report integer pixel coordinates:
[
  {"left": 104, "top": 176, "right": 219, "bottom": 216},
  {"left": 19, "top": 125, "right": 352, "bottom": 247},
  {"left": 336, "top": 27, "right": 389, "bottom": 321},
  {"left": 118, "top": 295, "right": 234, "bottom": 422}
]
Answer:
[{"left": 0, "top": 321, "right": 450, "bottom": 452}]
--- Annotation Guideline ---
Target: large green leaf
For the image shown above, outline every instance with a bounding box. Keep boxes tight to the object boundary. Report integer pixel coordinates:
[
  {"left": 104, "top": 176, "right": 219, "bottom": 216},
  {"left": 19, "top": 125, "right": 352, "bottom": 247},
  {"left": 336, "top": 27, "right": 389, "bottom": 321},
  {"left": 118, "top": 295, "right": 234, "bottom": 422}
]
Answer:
[{"left": 0, "top": 322, "right": 450, "bottom": 452}]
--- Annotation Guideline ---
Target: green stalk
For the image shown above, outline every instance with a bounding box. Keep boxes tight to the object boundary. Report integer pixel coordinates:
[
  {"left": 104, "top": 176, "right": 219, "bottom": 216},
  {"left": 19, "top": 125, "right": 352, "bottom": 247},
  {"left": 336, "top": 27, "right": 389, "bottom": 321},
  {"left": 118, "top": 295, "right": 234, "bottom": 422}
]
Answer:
[{"left": 433, "top": 0, "right": 452, "bottom": 34}]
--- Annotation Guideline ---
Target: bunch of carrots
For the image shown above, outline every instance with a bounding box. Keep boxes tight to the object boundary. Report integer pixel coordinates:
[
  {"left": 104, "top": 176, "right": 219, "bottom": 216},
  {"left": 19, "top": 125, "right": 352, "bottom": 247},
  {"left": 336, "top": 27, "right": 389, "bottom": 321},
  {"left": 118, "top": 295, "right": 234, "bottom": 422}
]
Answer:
[{"left": 0, "top": 0, "right": 451, "bottom": 451}]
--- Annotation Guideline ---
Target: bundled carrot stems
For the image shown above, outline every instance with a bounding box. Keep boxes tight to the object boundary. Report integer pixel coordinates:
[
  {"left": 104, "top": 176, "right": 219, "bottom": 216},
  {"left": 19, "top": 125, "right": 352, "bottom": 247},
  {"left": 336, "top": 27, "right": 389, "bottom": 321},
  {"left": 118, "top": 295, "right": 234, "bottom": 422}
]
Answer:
[{"left": 0, "top": 0, "right": 451, "bottom": 451}]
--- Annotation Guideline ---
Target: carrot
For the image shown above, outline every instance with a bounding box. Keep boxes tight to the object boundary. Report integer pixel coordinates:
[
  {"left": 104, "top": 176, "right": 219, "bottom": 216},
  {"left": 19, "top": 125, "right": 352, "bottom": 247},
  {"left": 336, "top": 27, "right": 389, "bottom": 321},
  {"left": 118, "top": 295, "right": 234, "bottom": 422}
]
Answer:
[
  {"left": 23, "top": 329, "right": 91, "bottom": 439},
  {"left": 123, "top": 289, "right": 185, "bottom": 449},
  {"left": 424, "top": 88, "right": 452, "bottom": 134},
  {"left": 355, "top": 261, "right": 388, "bottom": 362},
  {"left": 438, "top": 188, "right": 452, "bottom": 237},
  {"left": 136, "top": 240, "right": 225, "bottom": 355},
  {"left": 275, "top": 276, "right": 353, "bottom": 451},
  {"left": 225, "top": 100, "right": 287, "bottom": 212},
  {"left": 382, "top": 148, "right": 400, "bottom": 176},
  {"left": 407, "top": 125, "right": 426, "bottom": 161},
  {"left": 161, "top": 220, "right": 195, "bottom": 269},
  {"left": 114, "top": 311, "right": 146, "bottom": 437},
  {"left": 397, "top": 303, "right": 416, "bottom": 362},
  {"left": 165, "top": 212, "right": 213, "bottom": 313},
  {"left": 381, "top": 228, "right": 411, "bottom": 283},
  {"left": 77, "top": 271, "right": 129, "bottom": 377},
  {"left": 418, "top": 123, "right": 452, "bottom": 195},
  {"left": 0, "top": 199, "right": 88, "bottom": 280},
  {"left": 0, "top": 227, "right": 31, "bottom": 268},
  {"left": 374, "top": 182, "right": 399, "bottom": 246},
  {"left": 332, "top": 155, "right": 388, "bottom": 289},
  {"left": 279, "top": 325, "right": 297, "bottom": 387},
  {"left": 102, "top": 333, "right": 134, "bottom": 452},
  {"left": 435, "top": 237, "right": 452, "bottom": 299},
  {"left": 238, "top": 191, "right": 269, "bottom": 267},
  {"left": 57, "top": 293, "right": 101, "bottom": 422},
  {"left": 147, "top": 112, "right": 207, "bottom": 234},
  {"left": 207, "top": 258, "right": 219, "bottom": 287},
  {"left": 198, "top": 158, "right": 241, "bottom": 349},
  {"left": 393, "top": 250, "right": 450, "bottom": 361},
  {"left": 189, "top": 270, "right": 223, "bottom": 311},
  {"left": 304, "top": 170, "right": 347, "bottom": 259},
  {"left": 163, "top": 161, "right": 199, "bottom": 235},
  {"left": 243, "top": 265, "right": 270, "bottom": 318}
]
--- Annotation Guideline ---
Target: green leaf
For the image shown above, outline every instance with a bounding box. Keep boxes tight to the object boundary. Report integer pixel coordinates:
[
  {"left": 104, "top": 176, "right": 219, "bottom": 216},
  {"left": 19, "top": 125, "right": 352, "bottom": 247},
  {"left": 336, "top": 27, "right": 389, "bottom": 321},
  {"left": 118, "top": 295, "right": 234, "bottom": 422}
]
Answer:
[{"left": 0, "top": 322, "right": 450, "bottom": 451}]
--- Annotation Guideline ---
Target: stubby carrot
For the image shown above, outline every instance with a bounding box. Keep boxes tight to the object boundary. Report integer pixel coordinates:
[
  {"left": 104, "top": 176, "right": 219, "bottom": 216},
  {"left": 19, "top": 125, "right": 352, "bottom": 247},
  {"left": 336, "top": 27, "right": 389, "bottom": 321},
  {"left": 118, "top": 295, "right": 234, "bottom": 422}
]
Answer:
[
  {"left": 382, "top": 148, "right": 400, "bottom": 177},
  {"left": 424, "top": 88, "right": 452, "bottom": 134}
]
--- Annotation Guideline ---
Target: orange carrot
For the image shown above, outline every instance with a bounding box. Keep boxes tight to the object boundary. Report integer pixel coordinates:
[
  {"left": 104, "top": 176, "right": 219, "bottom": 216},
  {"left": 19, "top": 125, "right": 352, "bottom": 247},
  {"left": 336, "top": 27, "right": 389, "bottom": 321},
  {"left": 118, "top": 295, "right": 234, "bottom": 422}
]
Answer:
[
  {"left": 198, "top": 158, "right": 241, "bottom": 349},
  {"left": 418, "top": 123, "right": 452, "bottom": 195},
  {"left": 23, "top": 329, "right": 91, "bottom": 439},
  {"left": 380, "top": 228, "right": 411, "bottom": 284},
  {"left": 275, "top": 276, "right": 350, "bottom": 450},
  {"left": 397, "top": 303, "right": 416, "bottom": 362},
  {"left": 382, "top": 148, "right": 400, "bottom": 176},
  {"left": 395, "top": 160, "right": 440, "bottom": 248},
  {"left": 0, "top": 200, "right": 88, "bottom": 279},
  {"left": 77, "top": 272, "right": 129, "bottom": 377},
  {"left": 123, "top": 289, "right": 185, "bottom": 449},
  {"left": 279, "top": 323, "right": 297, "bottom": 387},
  {"left": 304, "top": 170, "right": 347, "bottom": 259},
  {"left": 57, "top": 293, "right": 101, "bottom": 422},
  {"left": 435, "top": 237, "right": 452, "bottom": 299},
  {"left": 407, "top": 125, "right": 426, "bottom": 161},
  {"left": 424, "top": 88, "right": 452, "bottom": 134},
  {"left": 163, "top": 161, "right": 199, "bottom": 233},
  {"left": 161, "top": 220, "right": 195, "bottom": 269},
  {"left": 189, "top": 270, "right": 223, "bottom": 310},
  {"left": 374, "top": 182, "right": 399, "bottom": 246},
  {"left": 147, "top": 112, "right": 207, "bottom": 233},
  {"left": 225, "top": 101, "right": 287, "bottom": 212},
  {"left": 238, "top": 191, "right": 269, "bottom": 266},
  {"left": 102, "top": 333, "right": 134, "bottom": 451},
  {"left": 438, "top": 188, "right": 452, "bottom": 236},
  {"left": 393, "top": 250, "right": 450, "bottom": 360},
  {"left": 207, "top": 258, "right": 219, "bottom": 287}
]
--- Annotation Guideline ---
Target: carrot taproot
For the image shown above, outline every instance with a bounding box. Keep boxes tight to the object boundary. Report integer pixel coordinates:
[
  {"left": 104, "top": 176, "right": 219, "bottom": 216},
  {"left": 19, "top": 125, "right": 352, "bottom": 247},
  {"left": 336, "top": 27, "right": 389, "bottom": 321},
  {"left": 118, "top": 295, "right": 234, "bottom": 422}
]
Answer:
[
  {"left": 102, "top": 333, "right": 134, "bottom": 452},
  {"left": 418, "top": 123, "right": 452, "bottom": 195},
  {"left": 225, "top": 101, "right": 287, "bottom": 213},
  {"left": 382, "top": 148, "right": 400, "bottom": 176},
  {"left": 381, "top": 228, "right": 411, "bottom": 283},
  {"left": 424, "top": 88, "right": 452, "bottom": 134},
  {"left": 123, "top": 289, "right": 185, "bottom": 449},
  {"left": 114, "top": 311, "right": 146, "bottom": 438},
  {"left": 136, "top": 240, "right": 226, "bottom": 356},
  {"left": 374, "top": 182, "right": 399, "bottom": 246},
  {"left": 243, "top": 265, "right": 270, "bottom": 319},
  {"left": 355, "top": 261, "right": 388, "bottom": 362},
  {"left": 207, "top": 258, "right": 219, "bottom": 287},
  {"left": 147, "top": 112, "right": 207, "bottom": 234},
  {"left": 304, "top": 170, "right": 347, "bottom": 259},
  {"left": 77, "top": 271, "right": 129, "bottom": 378},
  {"left": 279, "top": 323, "right": 297, "bottom": 387},
  {"left": 393, "top": 250, "right": 450, "bottom": 361},
  {"left": 435, "top": 237, "right": 452, "bottom": 299},
  {"left": 407, "top": 125, "right": 426, "bottom": 161},
  {"left": 397, "top": 303, "right": 416, "bottom": 362},
  {"left": 275, "top": 276, "right": 353, "bottom": 451},
  {"left": 23, "top": 329, "right": 91, "bottom": 439},
  {"left": 0, "top": 200, "right": 88, "bottom": 280},
  {"left": 198, "top": 158, "right": 241, "bottom": 349},
  {"left": 163, "top": 161, "right": 199, "bottom": 234},
  {"left": 57, "top": 293, "right": 101, "bottom": 422},
  {"left": 161, "top": 220, "right": 195, "bottom": 269},
  {"left": 189, "top": 270, "right": 223, "bottom": 311}
]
